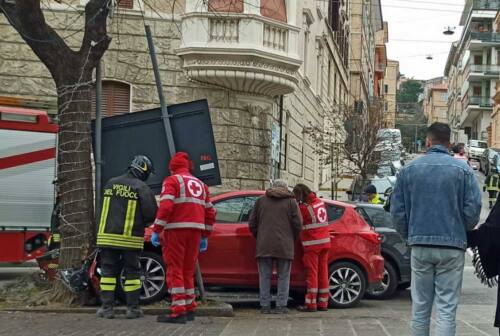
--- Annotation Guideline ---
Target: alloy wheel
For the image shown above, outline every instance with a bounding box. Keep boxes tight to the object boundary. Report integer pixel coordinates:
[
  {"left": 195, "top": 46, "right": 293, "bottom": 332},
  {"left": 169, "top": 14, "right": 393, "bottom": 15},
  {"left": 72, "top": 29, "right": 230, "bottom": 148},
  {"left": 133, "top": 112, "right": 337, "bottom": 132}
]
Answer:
[
  {"left": 329, "top": 267, "right": 362, "bottom": 305},
  {"left": 138, "top": 256, "right": 166, "bottom": 300}
]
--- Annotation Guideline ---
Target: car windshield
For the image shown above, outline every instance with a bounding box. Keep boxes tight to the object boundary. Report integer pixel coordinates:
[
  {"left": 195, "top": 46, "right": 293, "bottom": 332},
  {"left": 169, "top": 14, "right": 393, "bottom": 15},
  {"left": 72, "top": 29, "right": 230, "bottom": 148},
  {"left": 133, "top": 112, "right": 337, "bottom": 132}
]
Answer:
[
  {"left": 470, "top": 140, "right": 488, "bottom": 148},
  {"left": 371, "top": 178, "right": 394, "bottom": 194}
]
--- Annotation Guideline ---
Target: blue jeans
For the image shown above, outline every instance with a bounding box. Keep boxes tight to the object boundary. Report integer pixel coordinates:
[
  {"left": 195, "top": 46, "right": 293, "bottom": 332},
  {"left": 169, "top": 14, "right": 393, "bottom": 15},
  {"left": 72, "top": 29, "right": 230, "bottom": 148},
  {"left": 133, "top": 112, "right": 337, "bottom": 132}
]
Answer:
[{"left": 410, "top": 246, "right": 465, "bottom": 336}]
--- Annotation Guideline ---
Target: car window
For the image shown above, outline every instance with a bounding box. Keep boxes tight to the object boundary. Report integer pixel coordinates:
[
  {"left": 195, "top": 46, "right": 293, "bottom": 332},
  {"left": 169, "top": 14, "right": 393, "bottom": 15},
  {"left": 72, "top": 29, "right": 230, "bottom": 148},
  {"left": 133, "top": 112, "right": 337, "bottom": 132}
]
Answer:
[
  {"left": 214, "top": 196, "right": 259, "bottom": 223},
  {"left": 326, "top": 204, "right": 345, "bottom": 223},
  {"left": 363, "top": 207, "right": 394, "bottom": 228}
]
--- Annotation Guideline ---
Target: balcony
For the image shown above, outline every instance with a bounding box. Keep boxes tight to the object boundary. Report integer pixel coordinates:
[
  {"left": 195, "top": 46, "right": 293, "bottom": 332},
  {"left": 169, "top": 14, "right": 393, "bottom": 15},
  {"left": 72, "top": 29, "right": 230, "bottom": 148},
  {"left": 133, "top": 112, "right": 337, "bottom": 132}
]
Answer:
[
  {"left": 472, "top": 0, "right": 500, "bottom": 9},
  {"left": 469, "top": 32, "right": 500, "bottom": 49},
  {"left": 469, "top": 96, "right": 494, "bottom": 107},
  {"left": 176, "top": 12, "right": 302, "bottom": 97},
  {"left": 466, "top": 64, "right": 500, "bottom": 80},
  {"left": 460, "top": 96, "right": 493, "bottom": 126}
]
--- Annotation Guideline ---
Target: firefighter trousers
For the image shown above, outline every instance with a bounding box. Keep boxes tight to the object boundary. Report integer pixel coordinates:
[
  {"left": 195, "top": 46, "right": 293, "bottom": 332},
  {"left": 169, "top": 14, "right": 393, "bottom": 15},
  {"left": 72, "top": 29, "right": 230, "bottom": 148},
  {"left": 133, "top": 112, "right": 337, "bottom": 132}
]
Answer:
[
  {"left": 303, "top": 248, "right": 330, "bottom": 310},
  {"left": 162, "top": 229, "right": 202, "bottom": 317},
  {"left": 488, "top": 190, "right": 498, "bottom": 207},
  {"left": 99, "top": 248, "right": 142, "bottom": 309}
]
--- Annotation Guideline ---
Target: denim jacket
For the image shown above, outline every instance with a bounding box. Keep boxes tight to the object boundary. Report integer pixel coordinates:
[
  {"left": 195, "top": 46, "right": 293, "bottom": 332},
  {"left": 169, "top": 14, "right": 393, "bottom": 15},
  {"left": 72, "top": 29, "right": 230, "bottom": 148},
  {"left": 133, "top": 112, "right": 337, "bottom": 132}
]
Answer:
[{"left": 391, "top": 145, "right": 482, "bottom": 250}]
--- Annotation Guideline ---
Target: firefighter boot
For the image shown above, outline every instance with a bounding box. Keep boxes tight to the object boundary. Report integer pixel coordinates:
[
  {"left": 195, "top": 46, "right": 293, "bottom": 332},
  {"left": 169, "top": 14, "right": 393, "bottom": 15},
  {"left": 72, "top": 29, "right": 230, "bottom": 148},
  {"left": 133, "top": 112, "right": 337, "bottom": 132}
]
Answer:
[
  {"left": 97, "top": 291, "right": 115, "bottom": 319},
  {"left": 126, "top": 290, "right": 144, "bottom": 319}
]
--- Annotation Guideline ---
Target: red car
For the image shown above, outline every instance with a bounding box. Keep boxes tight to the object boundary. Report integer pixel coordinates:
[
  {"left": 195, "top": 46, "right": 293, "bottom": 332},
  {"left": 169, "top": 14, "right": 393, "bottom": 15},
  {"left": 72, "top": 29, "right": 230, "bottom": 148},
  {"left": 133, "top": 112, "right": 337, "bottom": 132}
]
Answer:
[{"left": 126, "top": 191, "right": 384, "bottom": 308}]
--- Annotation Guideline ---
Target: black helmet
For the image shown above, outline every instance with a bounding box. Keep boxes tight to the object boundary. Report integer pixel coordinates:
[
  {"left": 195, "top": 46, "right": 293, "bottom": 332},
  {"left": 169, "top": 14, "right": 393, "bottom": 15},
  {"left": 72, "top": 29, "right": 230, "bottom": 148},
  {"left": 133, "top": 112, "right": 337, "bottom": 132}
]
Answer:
[{"left": 128, "top": 155, "right": 154, "bottom": 181}]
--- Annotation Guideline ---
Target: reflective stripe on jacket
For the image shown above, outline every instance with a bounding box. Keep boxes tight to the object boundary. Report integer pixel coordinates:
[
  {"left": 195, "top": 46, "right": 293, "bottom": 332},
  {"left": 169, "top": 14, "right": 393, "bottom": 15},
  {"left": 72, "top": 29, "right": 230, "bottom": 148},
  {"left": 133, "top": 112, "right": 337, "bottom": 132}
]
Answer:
[
  {"left": 299, "top": 195, "right": 331, "bottom": 250},
  {"left": 486, "top": 173, "right": 500, "bottom": 192},
  {"left": 153, "top": 173, "right": 216, "bottom": 234},
  {"left": 96, "top": 173, "right": 158, "bottom": 250}
]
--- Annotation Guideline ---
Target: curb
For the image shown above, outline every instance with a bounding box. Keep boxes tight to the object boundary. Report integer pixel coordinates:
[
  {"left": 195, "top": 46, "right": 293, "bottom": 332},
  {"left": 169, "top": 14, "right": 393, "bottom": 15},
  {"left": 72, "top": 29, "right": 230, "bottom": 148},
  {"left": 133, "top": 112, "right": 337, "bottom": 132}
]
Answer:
[{"left": 0, "top": 303, "right": 234, "bottom": 317}]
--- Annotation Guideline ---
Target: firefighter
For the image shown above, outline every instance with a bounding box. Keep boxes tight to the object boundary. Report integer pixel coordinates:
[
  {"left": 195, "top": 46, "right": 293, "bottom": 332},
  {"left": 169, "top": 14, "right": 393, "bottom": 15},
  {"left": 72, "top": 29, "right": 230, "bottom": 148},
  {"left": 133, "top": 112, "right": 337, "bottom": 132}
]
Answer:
[
  {"left": 48, "top": 192, "right": 61, "bottom": 251},
  {"left": 151, "top": 152, "right": 216, "bottom": 324},
  {"left": 96, "top": 155, "right": 158, "bottom": 319},
  {"left": 293, "top": 184, "right": 331, "bottom": 312},
  {"left": 484, "top": 168, "right": 500, "bottom": 209},
  {"left": 365, "top": 184, "right": 383, "bottom": 204}
]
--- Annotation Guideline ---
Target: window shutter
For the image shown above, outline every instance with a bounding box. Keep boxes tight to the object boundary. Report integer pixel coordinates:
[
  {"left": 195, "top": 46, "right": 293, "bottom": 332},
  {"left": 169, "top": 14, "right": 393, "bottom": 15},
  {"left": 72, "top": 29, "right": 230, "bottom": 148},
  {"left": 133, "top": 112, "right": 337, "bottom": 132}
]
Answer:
[
  {"left": 91, "top": 81, "right": 131, "bottom": 117},
  {"left": 118, "top": 0, "right": 133, "bottom": 9}
]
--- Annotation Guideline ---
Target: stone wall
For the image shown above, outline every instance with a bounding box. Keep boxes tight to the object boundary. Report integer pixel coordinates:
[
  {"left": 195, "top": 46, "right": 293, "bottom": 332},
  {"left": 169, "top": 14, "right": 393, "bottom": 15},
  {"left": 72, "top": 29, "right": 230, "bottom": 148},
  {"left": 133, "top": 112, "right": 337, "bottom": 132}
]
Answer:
[{"left": 0, "top": 6, "right": 333, "bottom": 191}]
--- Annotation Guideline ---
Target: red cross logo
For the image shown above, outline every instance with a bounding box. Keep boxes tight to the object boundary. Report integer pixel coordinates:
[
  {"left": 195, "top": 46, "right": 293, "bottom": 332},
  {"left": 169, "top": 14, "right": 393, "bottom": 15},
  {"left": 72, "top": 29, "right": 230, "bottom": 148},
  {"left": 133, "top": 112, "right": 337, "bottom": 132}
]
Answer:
[
  {"left": 317, "top": 207, "right": 327, "bottom": 223},
  {"left": 188, "top": 180, "right": 203, "bottom": 197}
]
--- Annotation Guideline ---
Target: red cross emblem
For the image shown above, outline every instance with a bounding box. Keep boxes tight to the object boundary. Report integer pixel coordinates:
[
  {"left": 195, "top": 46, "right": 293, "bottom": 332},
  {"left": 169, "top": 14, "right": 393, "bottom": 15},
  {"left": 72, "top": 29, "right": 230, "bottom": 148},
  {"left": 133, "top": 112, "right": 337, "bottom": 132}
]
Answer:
[
  {"left": 188, "top": 180, "right": 203, "bottom": 197},
  {"left": 317, "top": 207, "right": 327, "bottom": 223}
]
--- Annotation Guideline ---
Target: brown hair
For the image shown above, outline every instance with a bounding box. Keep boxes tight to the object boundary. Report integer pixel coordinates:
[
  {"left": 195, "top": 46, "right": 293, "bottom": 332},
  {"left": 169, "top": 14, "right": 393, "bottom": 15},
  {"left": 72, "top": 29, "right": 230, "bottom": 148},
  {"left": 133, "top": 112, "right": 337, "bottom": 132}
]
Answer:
[{"left": 293, "top": 183, "right": 312, "bottom": 203}]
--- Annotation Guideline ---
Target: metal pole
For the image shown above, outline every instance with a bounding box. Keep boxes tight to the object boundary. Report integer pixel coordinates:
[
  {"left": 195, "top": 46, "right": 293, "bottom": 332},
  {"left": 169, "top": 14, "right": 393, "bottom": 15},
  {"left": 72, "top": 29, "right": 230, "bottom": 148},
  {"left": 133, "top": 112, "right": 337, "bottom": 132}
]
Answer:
[
  {"left": 145, "top": 25, "right": 176, "bottom": 156},
  {"left": 145, "top": 24, "right": 206, "bottom": 303},
  {"left": 95, "top": 62, "right": 102, "bottom": 215}
]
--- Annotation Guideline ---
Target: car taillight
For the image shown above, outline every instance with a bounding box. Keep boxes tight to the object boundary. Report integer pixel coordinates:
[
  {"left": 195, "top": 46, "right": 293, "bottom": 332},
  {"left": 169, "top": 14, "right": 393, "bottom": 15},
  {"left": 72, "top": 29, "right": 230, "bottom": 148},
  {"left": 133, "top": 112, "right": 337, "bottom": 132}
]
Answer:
[{"left": 359, "top": 231, "right": 381, "bottom": 245}]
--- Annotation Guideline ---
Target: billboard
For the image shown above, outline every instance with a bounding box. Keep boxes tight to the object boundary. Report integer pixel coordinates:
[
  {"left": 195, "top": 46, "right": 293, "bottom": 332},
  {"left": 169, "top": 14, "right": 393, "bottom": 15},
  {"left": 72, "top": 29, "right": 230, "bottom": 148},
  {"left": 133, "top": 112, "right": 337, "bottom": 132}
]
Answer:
[{"left": 92, "top": 99, "right": 221, "bottom": 194}]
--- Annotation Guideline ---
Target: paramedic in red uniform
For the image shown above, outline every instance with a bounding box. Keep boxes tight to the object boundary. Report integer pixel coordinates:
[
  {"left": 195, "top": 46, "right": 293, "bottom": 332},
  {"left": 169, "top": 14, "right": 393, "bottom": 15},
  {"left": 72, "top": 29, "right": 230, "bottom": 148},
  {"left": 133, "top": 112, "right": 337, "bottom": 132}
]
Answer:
[
  {"left": 293, "top": 184, "right": 331, "bottom": 312},
  {"left": 151, "top": 152, "right": 216, "bottom": 324}
]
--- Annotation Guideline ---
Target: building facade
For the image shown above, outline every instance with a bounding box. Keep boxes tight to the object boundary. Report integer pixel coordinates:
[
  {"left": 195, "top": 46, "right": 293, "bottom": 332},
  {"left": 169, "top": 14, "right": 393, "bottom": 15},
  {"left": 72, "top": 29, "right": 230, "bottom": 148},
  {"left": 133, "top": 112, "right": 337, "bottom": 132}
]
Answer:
[
  {"left": 445, "top": 0, "right": 500, "bottom": 143},
  {"left": 423, "top": 78, "right": 449, "bottom": 125},
  {"left": 349, "top": 0, "right": 384, "bottom": 111},
  {"left": 384, "top": 60, "right": 399, "bottom": 128},
  {"left": 0, "top": 0, "right": 350, "bottom": 192}
]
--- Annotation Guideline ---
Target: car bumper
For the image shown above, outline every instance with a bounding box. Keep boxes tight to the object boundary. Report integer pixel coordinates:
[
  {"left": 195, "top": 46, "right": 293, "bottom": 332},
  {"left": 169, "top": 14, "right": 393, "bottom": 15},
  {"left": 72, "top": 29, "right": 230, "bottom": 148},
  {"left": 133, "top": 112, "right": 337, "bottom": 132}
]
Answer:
[
  {"left": 399, "top": 262, "right": 411, "bottom": 283},
  {"left": 368, "top": 254, "right": 385, "bottom": 284}
]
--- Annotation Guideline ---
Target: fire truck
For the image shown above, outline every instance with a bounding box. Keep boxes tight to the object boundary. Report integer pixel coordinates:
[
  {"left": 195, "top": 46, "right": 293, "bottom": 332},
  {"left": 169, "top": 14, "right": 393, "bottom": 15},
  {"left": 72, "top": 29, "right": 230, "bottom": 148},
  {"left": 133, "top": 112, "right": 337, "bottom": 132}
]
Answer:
[{"left": 0, "top": 105, "right": 58, "bottom": 263}]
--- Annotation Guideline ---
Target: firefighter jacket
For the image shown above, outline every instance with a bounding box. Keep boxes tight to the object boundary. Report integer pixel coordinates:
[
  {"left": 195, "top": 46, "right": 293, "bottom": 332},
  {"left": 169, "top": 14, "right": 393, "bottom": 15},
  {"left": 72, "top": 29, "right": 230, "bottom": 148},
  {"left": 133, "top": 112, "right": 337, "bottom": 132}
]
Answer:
[
  {"left": 299, "top": 193, "right": 331, "bottom": 251},
  {"left": 152, "top": 155, "right": 216, "bottom": 236},
  {"left": 486, "top": 173, "right": 500, "bottom": 192},
  {"left": 370, "top": 194, "right": 384, "bottom": 205},
  {"left": 96, "top": 173, "right": 158, "bottom": 250}
]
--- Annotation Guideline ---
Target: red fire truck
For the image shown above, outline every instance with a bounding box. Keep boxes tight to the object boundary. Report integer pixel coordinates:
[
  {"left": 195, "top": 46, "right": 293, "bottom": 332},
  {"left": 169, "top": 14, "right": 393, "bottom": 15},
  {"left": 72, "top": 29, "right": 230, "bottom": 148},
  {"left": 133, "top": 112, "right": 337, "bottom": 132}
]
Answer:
[{"left": 0, "top": 106, "right": 58, "bottom": 263}]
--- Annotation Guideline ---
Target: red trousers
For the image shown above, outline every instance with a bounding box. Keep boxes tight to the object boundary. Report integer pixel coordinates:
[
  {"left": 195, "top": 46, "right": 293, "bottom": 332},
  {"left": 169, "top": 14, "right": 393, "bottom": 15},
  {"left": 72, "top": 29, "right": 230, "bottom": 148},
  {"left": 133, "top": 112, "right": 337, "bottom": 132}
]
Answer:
[
  {"left": 162, "top": 229, "right": 201, "bottom": 317},
  {"left": 303, "top": 248, "right": 330, "bottom": 310}
]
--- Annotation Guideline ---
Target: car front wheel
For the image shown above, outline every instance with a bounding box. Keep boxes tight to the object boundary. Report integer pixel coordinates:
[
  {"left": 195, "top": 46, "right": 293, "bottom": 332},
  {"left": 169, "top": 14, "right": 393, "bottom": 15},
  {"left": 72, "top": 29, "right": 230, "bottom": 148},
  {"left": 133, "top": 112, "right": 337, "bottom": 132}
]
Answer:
[
  {"left": 365, "top": 262, "right": 398, "bottom": 300},
  {"left": 118, "top": 251, "right": 168, "bottom": 305},
  {"left": 328, "top": 261, "right": 366, "bottom": 308}
]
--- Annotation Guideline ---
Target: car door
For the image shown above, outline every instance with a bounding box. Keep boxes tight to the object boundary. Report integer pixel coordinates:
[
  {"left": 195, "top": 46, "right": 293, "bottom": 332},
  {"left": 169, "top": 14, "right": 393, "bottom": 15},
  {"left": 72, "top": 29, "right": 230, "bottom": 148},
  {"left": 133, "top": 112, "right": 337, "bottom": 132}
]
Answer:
[{"left": 198, "top": 195, "right": 259, "bottom": 286}]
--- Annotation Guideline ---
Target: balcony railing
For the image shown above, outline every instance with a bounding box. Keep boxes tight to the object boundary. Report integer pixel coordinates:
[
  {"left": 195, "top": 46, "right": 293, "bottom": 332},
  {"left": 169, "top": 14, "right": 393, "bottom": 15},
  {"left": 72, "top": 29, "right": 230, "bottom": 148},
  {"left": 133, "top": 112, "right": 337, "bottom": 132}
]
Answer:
[
  {"left": 472, "top": 0, "right": 500, "bottom": 9},
  {"left": 470, "top": 32, "right": 500, "bottom": 43},
  {"left": 469, "top": 96, "right": 494, "bottom": 107},
  {"left": 469, "top": 64, "right": 500, "bottom": 73}
]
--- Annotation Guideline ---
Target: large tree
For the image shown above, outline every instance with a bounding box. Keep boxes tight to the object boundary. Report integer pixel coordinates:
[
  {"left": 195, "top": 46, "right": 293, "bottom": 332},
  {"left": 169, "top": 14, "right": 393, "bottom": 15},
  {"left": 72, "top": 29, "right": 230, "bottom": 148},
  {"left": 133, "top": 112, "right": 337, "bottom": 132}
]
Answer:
[{"left": 0, "top": 0, "right": 111, "bottom": 300}]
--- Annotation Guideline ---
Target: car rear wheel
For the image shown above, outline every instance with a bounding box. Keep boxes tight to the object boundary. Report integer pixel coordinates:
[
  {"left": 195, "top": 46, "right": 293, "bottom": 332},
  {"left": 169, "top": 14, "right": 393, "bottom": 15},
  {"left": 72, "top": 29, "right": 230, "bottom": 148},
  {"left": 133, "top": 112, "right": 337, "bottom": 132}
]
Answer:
[
  {"left": 328, "top": 262, "right": 366, "bottom": 308},
  {"left": 365, "top": 262, "right": 398, "bottom": 300},
  {"left": 118, "top": 251, "right": 168, "bottom": 305}
]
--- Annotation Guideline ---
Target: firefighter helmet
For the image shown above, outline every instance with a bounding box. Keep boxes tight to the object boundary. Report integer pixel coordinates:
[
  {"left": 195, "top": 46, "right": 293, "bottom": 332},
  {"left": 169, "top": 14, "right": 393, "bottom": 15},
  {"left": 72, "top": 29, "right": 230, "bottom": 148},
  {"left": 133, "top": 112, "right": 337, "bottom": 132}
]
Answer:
[{"left": 129, "top": 155, "right": 154, "bottom": 181}]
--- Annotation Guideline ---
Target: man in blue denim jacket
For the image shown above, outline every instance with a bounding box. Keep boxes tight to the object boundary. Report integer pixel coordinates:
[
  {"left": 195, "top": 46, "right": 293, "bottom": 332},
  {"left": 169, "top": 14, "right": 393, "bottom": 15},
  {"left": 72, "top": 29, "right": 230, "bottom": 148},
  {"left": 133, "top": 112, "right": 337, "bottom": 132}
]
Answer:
[{"left": 391, "top": 122, "right": 482, "bottom": 336}]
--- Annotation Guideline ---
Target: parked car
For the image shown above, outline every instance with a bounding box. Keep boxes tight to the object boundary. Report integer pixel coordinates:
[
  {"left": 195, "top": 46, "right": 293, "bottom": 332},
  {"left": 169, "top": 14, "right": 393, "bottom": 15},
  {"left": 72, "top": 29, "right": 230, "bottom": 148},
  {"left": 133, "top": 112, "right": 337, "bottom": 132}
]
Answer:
[
  {"left": 466, "top": 140, "right": 488, "bottom": 161},
  {"left": 355, "top": 204, "right": 411, "bottom": 300},
  {"left": 128, "top": 191, "right": 384, "bottom": 308},
  {"left": 479, "top": 148, "right": 500, "bottom": 175}
]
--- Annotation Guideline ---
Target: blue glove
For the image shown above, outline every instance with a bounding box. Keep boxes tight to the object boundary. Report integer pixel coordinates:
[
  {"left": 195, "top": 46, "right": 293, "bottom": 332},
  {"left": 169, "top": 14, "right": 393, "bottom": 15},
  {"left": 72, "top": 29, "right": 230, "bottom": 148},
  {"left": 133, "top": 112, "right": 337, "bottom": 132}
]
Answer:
[
  {"left": 151, "top": 232, "right": 161, "bottom": 247},
  {"left": 199, "top": 237, "right": 208, "bottom": 252}
]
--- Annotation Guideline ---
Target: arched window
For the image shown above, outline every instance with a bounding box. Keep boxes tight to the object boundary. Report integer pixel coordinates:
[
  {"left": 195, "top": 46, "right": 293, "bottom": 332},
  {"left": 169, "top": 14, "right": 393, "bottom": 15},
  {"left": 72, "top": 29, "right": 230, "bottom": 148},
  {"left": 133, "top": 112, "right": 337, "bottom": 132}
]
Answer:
[{"left": 92, "top": 80, "right": 131, "bottom": 117}]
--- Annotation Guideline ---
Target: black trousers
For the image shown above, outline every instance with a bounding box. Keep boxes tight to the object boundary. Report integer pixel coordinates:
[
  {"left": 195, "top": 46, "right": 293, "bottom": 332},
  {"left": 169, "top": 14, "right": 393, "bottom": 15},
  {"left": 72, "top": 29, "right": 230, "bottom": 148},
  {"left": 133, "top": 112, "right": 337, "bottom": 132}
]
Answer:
[{"left": 100, "top": 248, "right": 142, "bottom": 307}]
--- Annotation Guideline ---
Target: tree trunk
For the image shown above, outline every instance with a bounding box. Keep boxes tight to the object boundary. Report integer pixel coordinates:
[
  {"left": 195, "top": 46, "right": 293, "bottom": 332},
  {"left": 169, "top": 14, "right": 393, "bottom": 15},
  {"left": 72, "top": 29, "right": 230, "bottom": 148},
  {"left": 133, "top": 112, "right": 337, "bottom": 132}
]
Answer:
[{"left": 56, "top": 72, "right": 96, "bottom": 270}]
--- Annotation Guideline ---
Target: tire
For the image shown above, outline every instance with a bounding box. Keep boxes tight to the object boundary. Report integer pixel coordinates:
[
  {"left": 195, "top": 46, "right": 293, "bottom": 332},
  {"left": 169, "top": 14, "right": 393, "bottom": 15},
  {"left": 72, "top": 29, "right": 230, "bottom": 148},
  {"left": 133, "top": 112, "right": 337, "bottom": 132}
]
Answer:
[
  {"left": 365, "top": 262, "right": 398, "bottom": 300},
  {"left": 328, "top": 261, "right": 366, "bottom": 309},
  {"left": 117, "top": 251, "right": 168, "bottom": 305}
]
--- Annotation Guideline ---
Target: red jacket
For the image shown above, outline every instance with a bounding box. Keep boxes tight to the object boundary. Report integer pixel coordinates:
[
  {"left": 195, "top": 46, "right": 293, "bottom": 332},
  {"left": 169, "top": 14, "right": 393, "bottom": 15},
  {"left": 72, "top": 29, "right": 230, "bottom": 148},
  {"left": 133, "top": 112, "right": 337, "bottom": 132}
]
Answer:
[
  {"left": 299, "top": 193, "right": 331, "bottom": 250},
  {"left": 152, "top": 153, "right": 216, "bottom": 236}
]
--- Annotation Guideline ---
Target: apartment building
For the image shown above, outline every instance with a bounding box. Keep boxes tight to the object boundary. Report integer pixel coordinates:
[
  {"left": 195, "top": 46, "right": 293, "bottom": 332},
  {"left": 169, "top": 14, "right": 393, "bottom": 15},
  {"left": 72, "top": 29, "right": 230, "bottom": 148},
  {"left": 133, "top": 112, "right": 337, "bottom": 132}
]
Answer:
[
  {"left": 445, "top": 0, "right": 500, "bottom": 143},
  {"left": 423, "top": 78, "right": 449, "bottom": 125},
  {"left": 349, "top": 0, "right": 384, "bottom": 111},
  {"left": 0, "top": 0, "right": 350, "bottom": 192},
  {"left": 384, "top": 60, "right": 399, "bottom": 128}
]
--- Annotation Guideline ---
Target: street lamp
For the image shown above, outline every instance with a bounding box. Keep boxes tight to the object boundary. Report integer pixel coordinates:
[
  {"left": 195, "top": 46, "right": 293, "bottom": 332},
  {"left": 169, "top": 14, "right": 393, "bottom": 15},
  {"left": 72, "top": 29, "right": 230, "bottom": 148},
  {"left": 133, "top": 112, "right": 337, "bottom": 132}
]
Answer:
[
  {"left": 426, "top": 55, "right": 433, "bottom": 60},
  {"left": 443, "top": 26, "right": 456, "bottom": 35}
]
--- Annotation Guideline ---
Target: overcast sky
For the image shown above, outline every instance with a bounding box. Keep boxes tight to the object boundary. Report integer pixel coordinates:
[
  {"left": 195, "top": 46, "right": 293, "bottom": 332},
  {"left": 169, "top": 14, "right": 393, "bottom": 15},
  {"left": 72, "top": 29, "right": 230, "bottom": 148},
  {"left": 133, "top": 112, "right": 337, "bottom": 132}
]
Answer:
[{"left": 381, "top": 0, "right": 465, "bottom": 80}]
